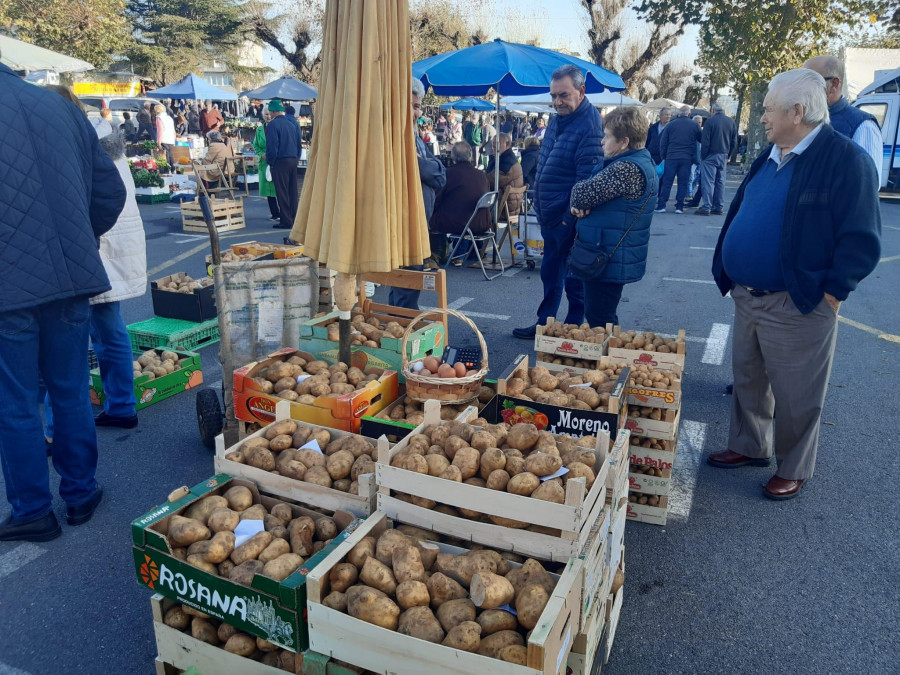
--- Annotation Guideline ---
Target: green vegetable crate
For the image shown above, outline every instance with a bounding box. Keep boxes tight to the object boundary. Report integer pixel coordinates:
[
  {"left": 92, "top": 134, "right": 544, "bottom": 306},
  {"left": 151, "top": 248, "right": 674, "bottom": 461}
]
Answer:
[
  {"left": 90, "top": 349, "right": 202, "bottom": 410},
  {"left": 127, "top": 317, "right": 220, "bottom": 352}
]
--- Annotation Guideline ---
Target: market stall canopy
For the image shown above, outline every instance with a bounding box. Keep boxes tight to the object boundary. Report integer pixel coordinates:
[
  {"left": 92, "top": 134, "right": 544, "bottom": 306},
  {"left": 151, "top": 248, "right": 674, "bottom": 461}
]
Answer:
[
  {"left": 413, "top": 39, "right": 625, "bottom": 96},
  {"left": 504, "top": 103, "right": 555, "bottom": 114},
  {"left": 439, "top": 97, "right": 498, "bottom": 111},
  {"left": 503, "top": 91, "right": 642, "bottom": 107},
  {"left": 0, "top": 35, "right": 93, "bottom": 73},
  {"left": 644, "top": 97, "right": 687, "bottom": 110},
  {"left": 291, "top": 0, "right": 426, "bottom": 274},
  {"left": 147, "top": 72, "right": 237, "bottom": 101},
  {"left": 242, "top": 76, "right": 318, "bottom": 101}
]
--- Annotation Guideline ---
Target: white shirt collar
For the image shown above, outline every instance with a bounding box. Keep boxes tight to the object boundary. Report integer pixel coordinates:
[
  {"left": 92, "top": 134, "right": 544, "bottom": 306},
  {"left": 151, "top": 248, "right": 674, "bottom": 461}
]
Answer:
[{"left": 768, "top": 124, "right": 824, "bottom": 168}]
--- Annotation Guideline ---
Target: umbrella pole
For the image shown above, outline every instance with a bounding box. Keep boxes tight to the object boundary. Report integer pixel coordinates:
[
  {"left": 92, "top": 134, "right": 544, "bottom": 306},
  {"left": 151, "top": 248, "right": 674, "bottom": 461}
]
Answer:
[
  {"left": 334, "top": 272, "right": 357, "bottom": 365},
  {"left": 492, "top": 92, "right": 501, "bottom": 265}
]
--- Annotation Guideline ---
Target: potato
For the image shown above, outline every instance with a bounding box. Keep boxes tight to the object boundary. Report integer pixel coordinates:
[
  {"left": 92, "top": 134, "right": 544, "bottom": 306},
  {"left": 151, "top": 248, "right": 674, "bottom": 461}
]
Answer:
[
  {"left": 297, "top": 448, "right": 326, "bottom": 469},
  {"left": 416, "top": 541, "right": 440, "bottom": 571},
  {"left": 469, "top": 430, "right": 496, "bottom": 452},
  {"left": 322, "top": 591, "right": 348, "bottom": 611},
  {"left": 304, "top": 465, "right": 332, "bottom": 487},
  {"left": 265, "top": 419, "right": 298, "bottom": 440},
  {"left": 505, "top": 456, "right": 526, "bottom": 476},
  {"left": 436, "top": 598, "right": 476, "bottom": 632},
  {"left": 531, "top": 480, "right": 565, "bottom": 504},
  {"left": 451, "top": 446, "right": 480, "bottom": 480},
  {"left": 442, "top": 621, "right": 482, "bottom": 652},
  {"left": 439, "top": 465, "right": 463, "bottom": 482},
  {"left": 257, "top": 637, "right": 279, "bottom": 652},
  {"left": 245, "top": 446, "right": 276, "bottom": 472},
  {"left": 167, "top": 516, "right": 210, "bottom": 547},
  {"left": 191, "top": 618, "right": 219, "bottom": 645},
  {"left": 224, "top": 633, "right": 257, "bottom": 656},
  {"left": 205, "top": 530, "right": 236, "bottom": 563},
  {"left": 347, "top": 536, "right": 376, "bottom": 568},
  {"left": 181, "top": 606, "right": 211, "bottom": 619},
  {"left": 315, "top": 517, "right": 338, "bottom": 541},
  {"left": 477, "top": 630, "right": 524, "bottom": 658},
  {"left": 171, "top": 547, "right": 187, "bottom": 561},
  {"left": 507, "top": 472, "right": 539, "bottom": 497},
  {"left": 375, "top": 530, "right": 410, "bottom": 565},
  {"left": 396, "top": 580, "right": 431, "bottom": 609},
  {"left": 218, "top": 560, "right": 235, "bottom": 577},
  {"left": 289, "top": 516, "right": 316, "bottom": 556},
  {"left": 268, "top": 434, "right": 293, "bottom": 452},
  {"left": 328, "top": 563, "right": 359, "bottom": 593},
  {"left": 425, "top": 454, "right": 451, "bottom": 477},
  {"left": 333, "top": 479, "right": 351, "bottom": 492},
  {"left": 184, "top": 495, "right": 228, "bottom": 525},
  {"left": 231, "top": 531, "right": 273, "bottom": 565},
  {"left": 392, "top": 545, "right": 426, "bottom": 584},
  {"left": 347, "top": 585, "right": 400, "bottom": 630},
  {"left": 476, "top": 609, "right": 518, "bottom": 635},
  {"left": 359, "top": 556, "right": 398, "bottom": 595},
  {"left": 275, "top": 449, "right": 307, "bottom": 481},
  {"left": 505, "top": 558, "right": 556, "bottom": 596},
  {"left": 164, "top": 606, "right": 190, "bottom": 630},
  {"left": 229, "top": 559, "right": 265, "bottom": 585},
  {"left": 342, "top": 436, "right": 375, "bottom": 459},
  {"left": 506, "top": 424, "right": 539, "bottom": 451},
  {"left": 485, "top": 469, "right": 510, "bottom": 491},
  {"left": 499, "top": 645, "right": 528, "bottom": 665},
  {"left": 470, "top": 572, "right": 515, "bottom": 609},
  {"left": 258, "top": 538, "right": 292, "bottom": 564},
  {"left": 266, "top": 361, "right": 295, "bottom": 382},
  {"left": 565, "top": 461, "right": 595, "bottom": 489},
  {"left": 398, "top": 606, "right": 445, "bottom": 644},
  {"left": 263, "top": 553, "right": 304, "bottom": 581},
  {"left": 217, "top": 622, "right": 238, "bottom": 643},
  {"left": 516, "top": 583, "right": 550, "bottom": 629},
  {"left": 207, "top": 508, "right": 239, "bottom": 533},
  {"left": 524, "top": 452, "right": 563, "bottom": 477},
  {"left": 443, "top": 435, "right": 468, "bottom": 460},
  {"left": 326, "top": 450, "right": 354, "bottom": 480},
  {"left": 269, "top": 503, "right": 293, "bottom": 526},
  {"left": 426, "top": 572, "right": 468, "bottom": 607},
  {"left": 351, "top": 455, "right": 375, "bottom": 481}
]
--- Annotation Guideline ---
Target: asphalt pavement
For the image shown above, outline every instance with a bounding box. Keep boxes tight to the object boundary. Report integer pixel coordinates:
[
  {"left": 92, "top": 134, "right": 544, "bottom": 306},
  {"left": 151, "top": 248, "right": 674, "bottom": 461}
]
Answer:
[{"left": 0, "top": 173, "right": 898, "bottom": 674}]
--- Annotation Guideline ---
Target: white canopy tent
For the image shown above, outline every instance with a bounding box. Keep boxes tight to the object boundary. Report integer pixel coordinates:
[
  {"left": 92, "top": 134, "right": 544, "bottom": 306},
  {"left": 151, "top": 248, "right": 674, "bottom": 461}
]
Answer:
[
  {"left": 644, "top": 97, "right": 687, "bottom": 111},
  {"left": 0, "top": 35, "right": 93, "bottom": 74},
  {"left": 503, "top": 91, "right": 642, "bottom": 108}
]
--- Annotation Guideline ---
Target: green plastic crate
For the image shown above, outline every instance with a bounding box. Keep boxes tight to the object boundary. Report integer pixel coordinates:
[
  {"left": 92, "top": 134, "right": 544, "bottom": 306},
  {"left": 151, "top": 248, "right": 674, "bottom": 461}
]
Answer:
[
  {"left": 135, "top": 192, "right": 171, "bottom": 204},
  {"left": 128, "top": 317, "right": 219, "bottom": 352}
]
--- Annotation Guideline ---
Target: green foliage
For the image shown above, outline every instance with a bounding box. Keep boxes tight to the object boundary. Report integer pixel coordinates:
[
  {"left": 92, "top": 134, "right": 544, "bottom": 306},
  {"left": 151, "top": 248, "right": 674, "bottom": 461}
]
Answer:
[
  {"left": 0, "top": 0, "right": 133, "bottom": 69},
  {"left": 131, "top": 167, "right": 165, "bottom": 188}
]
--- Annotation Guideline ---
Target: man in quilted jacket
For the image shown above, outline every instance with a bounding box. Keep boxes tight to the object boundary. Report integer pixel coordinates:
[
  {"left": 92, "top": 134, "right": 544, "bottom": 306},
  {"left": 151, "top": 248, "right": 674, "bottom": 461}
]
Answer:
[
  {"left": 0, "top": 62, "right": 126, "bottom": 542},
  {"left": 513, "top": 64, "right": 604, "bottom": 339}
]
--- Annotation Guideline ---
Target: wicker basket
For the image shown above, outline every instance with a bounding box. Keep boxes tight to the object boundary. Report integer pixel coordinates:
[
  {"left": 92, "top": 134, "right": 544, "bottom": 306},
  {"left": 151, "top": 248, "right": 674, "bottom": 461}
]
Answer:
[{"left": 402, "top": 308, "right": 488, "bottom": 405}]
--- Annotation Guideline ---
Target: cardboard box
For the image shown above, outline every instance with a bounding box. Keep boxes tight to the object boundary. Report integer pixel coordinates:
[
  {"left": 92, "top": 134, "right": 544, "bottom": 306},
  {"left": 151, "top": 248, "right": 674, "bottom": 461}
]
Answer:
[
  {"left": 623, "top": 407, "right": 680, "bottom": 441},
  {"left": 625, "top": 494, "right": 668, "bottom": 525},
  {"left": 232, "top": 348, "right": 398, "bottom": 432},
  {"left": 90, "top": 349, "right": 202, "bottom": 410},
  {"left": 131, "top": 474, "right": 356, "bottom": 652},
  {"left": 230, "top": 241, "right": 305, "bottom": 259},
  {"left": 151, "top": 273, "right": 217, "bottom": 322},
  {"left": 534, "top": 318, "right": 609, "bottom": 361}
]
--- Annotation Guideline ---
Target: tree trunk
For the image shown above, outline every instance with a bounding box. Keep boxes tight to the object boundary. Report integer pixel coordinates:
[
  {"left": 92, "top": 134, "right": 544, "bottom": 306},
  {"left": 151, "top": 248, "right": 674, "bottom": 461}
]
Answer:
[
  {"left": 745, "top": 85, "right": 768, "bottom": 166},
  {"left": 731, "top": 87, "right": 746, "bottom": 163}
]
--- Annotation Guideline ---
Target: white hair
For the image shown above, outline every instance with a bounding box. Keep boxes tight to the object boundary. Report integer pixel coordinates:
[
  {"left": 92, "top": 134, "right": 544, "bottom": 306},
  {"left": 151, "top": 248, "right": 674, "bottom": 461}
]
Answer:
[
  {"left": 768, "top": 69, "right": 830, "bottom": 126},
  {"left": 411, "top": 78, "right": 425, "bottom": 99}
]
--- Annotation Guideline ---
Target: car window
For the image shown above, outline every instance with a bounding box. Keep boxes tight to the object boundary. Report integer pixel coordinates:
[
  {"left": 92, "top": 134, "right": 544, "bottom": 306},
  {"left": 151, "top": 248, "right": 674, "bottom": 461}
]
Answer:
[
  {"left": 110, "top": 99, "right": 148, "bottom": 111},
  {"left": 79, "top": 97, "right": 104, "bottom": 109},
  {"left": 857, "top": 103, "right": 887, "bottom": 129}
]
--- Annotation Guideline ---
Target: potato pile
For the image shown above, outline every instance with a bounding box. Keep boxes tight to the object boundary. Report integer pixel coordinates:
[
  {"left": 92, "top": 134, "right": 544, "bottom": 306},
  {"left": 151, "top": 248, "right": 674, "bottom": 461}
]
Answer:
[
  {"left": 608, "top": 330, "right": 684, "bottom": 353},
  {"left": 159, "top": 272, "right": 212, "bottom": 294},
  {"left": 161, "top": 604, "right": 300, "bottom": 671},
  {"left": 629, "top": 405, "right": 668, "bottom": 421},
  {"left": 380, "top": 387, "right": 494, "bottom": 426},
  {"left": 628, "top": 491, "right": 662, "bottom": 507},
  {"left": 160, "top": 485, "right": 340, "bottom": 583},
  {"left": 535, "top": 353, "right": 596, "bottom": 370},
  {"left": 629, "top": 436, "right": 675, "bottom": 452},
  {"left": 225, "top": 419, "right": 376, "bottom": 495},
  {"left": 323, "top": 314, "right": 408, "bottom": 348},
  {"left": 134, "top": 349, "right": 186, "bottom": 380},
  {"left": 252, "top": 355, "right": 381, "bottom": 402},
  {"left": 322, "top": 526, "right": 559, "bottom": 664},
  {"left": 630, "top": 463, "right": 668, "bottom": 478},
  {"left": 503, "top": 363, "right": 624, "bottom": 412},
  {"left": 390, "top": 419, "right": 602, "bottom": 527},
  {"left": 627, "top": 364, "right": 680, "bottom": 389},
  {"left": 540, "top": 321, "right": 608, "bottom": 343},
  {"left": 214, "top": 250, "right": 258, "bottom": 263}
]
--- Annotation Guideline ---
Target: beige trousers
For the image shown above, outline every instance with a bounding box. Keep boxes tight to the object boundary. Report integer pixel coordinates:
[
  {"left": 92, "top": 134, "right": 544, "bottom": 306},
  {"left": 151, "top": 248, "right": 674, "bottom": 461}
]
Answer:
[{"left": 728, "top": 285, "right": 838, "bottom": 480}]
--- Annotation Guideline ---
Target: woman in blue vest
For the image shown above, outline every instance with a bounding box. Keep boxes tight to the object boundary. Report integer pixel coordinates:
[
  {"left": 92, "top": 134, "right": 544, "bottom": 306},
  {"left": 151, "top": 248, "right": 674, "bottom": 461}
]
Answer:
[{"left": 568, "top": 107, "right": 659, "bottom": 327}]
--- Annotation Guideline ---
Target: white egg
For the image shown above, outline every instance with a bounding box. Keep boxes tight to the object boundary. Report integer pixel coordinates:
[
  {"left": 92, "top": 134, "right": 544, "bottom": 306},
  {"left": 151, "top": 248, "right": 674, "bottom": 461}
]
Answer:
[{"left": 412, "top": 361, "right": 425, "bottom": 372}]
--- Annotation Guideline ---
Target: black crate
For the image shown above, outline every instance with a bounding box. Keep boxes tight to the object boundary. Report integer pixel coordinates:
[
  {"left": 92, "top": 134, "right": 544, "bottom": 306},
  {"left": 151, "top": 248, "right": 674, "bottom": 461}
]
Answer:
[{"left": 151, "top": 274, "right": 217, "bottom": 322}]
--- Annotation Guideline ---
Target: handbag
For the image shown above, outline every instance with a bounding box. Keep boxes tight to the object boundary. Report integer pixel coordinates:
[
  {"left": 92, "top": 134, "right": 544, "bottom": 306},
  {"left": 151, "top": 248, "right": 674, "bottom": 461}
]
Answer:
[{"left": 568, "top": 190, "right": 654, "bottom": 281}]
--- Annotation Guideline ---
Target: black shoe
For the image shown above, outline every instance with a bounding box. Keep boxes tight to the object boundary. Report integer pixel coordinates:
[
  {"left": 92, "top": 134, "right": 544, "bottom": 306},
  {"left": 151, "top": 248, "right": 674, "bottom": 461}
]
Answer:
[
  {"left": 512, "top": 323, "right": 537, "bottom": 339},
  {"left": 686, "top": 201, "right": 701, "bottom": 208},
  {"left": 696, "top": 209, "right": 711, "bottom": 216},
  {"left": 0, "top": 512, "right": 62, "bottom": 542},
  {"left": 66, "top": 486, "right": 103, "bottom": 526},
  {"left": 711, "top": 210, "right": 725, "bottom": 215},
  {"left": 272, "top": 224, "right": 291, "bottom": 229},
  {"left": 95, "top": 411, "right": 138, "bottom": 429},
  {"left": 725, "top": 383, "right": 733, "bottom": 395}
]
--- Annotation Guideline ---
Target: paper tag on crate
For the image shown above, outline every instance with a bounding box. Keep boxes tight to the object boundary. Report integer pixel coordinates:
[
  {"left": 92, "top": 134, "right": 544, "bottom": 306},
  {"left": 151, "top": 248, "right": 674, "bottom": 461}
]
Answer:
[
  {"left": 296, "top": 374, "right": 311, "bottom": 383},
  {"left": 540, "top": 466, "right": 569, "bottom": 482},
  {"left": 301, "top": 439, "right": 323, "bottom": 454},
  {"left": 234, "top": 519, "right": 265, "bottom": 547},
  {"left": 568, "top": 382, "right": 593, "bottom": 388}
]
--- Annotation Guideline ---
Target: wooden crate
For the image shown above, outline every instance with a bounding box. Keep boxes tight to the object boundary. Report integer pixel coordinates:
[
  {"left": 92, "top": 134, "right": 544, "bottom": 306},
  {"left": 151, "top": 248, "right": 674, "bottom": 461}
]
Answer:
[
  {"left": 623, "top": 407, "right": 680, "bottom": 441},
  {"left": 306, "top": 512, "right": 584, "bottom": 675},
  {"left": 601, "top": 582, "right": 625, "bottom": 665},
  {"left": 181, "top": 198, "right": 246, "bottom": 233},
  {"left": 625, "top": 493, "right": 668, "bottom": 525},
  {"left": 534, "top": 319, "right": 610, "bottom": 362},
  {"left": 607, "top": 328, "right": 686, "bottom": 370},
  {"left": 568, "top": 547, "right": 624, "bottom": 675},
  {"left": 622, "top": 364, "right": 682, "bottom": 411},
  {"left": 215, "top": 401, "right": 377, "bottom": 518},
  {"left": 376, "top": 399, "right": 621, "bottom": 562}
]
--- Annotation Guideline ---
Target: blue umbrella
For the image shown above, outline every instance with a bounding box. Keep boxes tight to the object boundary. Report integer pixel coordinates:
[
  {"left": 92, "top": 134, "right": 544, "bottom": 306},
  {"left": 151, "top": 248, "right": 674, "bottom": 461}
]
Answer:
[
  {"left": 147, "top": 72, "right": 237, "bottom": 101},
  {"left": 439, "top": 97, "right": 498, "bottom": 111},
  {"left": 414, "top": 39, "right": 625, "bottom": 96},
  {"left": 242, "top": 76, "right": 317, "bottom": 101}
]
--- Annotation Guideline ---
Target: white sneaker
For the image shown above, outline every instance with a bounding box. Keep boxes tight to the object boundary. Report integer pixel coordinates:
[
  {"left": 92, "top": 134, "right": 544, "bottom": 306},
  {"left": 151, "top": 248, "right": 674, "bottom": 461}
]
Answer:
[
  {"left": 654, "top": 208, "right": 666, "bottom": 213},
  {"left": 364, "top": 282, "right": 375, "bottom": 298},
  {"left": 674, "top": 209, "right": 683, "bottom": 214}
]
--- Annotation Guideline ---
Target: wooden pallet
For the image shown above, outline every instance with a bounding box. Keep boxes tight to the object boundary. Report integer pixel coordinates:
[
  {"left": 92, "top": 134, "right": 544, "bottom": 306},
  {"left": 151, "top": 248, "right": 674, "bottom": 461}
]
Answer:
[
  {"left": 568, "top": 547, "right": 624, "bottom": 675},
  {"left": 181, "top": 198, "right": 246, "bottom": 233}
]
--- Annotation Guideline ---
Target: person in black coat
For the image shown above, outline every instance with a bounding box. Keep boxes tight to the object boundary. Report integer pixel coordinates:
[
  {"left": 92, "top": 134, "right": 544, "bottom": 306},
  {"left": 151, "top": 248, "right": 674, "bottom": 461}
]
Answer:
[
  {"left": 520, "top": 136, "right": 541, "bottom": 191},
  {"left": 645, "top": 107, "right": 671, "bottom": 165}
]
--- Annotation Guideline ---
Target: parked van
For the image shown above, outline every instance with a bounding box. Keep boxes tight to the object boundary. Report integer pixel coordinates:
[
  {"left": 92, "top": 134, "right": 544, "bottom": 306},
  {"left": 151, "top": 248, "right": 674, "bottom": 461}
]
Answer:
[{"left": 853, "top": 66, "right": 900, "bottom": 192}]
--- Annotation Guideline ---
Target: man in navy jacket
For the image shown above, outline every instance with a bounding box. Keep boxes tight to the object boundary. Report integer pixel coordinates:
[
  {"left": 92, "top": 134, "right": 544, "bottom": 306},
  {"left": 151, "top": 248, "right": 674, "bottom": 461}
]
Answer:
[
  {"left": 513, "top": 65, "right": 603, "bottom": 339},
  {"left": 266, "top": 99, "right": 303, "bottom": 230},
  {"left": 708, "top": 69, "right": 880, "bottom": 501},
  {"left": 655, "top": 106, "right": 700, "bottom": 213},
  {"left": 0, "top": 63, "right": 126, "bottom": 541}
]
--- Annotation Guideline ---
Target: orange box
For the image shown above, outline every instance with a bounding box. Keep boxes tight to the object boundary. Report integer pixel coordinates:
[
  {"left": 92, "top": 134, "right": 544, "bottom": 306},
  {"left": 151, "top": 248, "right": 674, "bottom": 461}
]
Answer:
[{"left": 233, "top": 348, "right": 399, "bottom": 432}]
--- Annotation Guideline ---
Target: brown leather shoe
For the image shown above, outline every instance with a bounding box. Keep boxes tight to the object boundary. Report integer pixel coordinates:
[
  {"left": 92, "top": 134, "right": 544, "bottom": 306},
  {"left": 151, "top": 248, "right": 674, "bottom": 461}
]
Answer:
[
  {"left": 706, "top": 449, "right": 771, "bottom": 469},
  {"left": 763, "top": 476, "right": 804, "bottom": 501}
]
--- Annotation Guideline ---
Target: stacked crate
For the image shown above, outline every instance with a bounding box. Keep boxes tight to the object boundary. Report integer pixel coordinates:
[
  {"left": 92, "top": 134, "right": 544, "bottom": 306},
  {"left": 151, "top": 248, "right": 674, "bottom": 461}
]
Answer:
[
  {"left": 532, "top": 318, "right": 612, "bottom": 374},
  {"left": 318, "top": 264, "right": 336, "bottom": 313}
]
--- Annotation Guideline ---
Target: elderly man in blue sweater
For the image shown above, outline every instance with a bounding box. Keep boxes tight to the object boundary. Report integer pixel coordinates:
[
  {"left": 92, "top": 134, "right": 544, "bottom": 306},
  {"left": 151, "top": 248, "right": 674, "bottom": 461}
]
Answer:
[{"left": 708, "top": 68, "right": 881, "bottom": 501}]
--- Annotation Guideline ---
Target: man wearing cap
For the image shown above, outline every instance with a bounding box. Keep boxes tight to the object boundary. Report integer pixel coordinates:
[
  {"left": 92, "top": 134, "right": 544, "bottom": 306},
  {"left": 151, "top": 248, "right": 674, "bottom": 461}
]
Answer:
[{"left": 265, "top": 100, "right": 303, "bottom": 230}]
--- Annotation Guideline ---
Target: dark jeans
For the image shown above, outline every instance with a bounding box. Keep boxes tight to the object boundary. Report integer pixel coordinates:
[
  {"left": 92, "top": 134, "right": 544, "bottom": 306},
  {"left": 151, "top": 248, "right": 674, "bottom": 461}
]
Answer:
[
  {"left": 536, "top": 224, "right": 584, "bottom": 325},
  {"left": 160, "top": 143, "right": 174, "bottom": 168},
  {"left": 271, "top": 157, "right": 299, "bottom": 229},
  {"left": 388, "top": 265, "right": 424, "bottom": 310},
  {"left": 584, "top": 282, "right": 625, "bottom": 327},
  {"left": 138, "top": 122, "right": 155, "bottom": 141},
  {"left": 657, "top": 158, "right": 692, "bottom": 210},
  {"left": 267, "top": 196, "right": 281, "bottom": 219},
  {"left": 0, "top": 298, "right": 100, "bottom": 522}
]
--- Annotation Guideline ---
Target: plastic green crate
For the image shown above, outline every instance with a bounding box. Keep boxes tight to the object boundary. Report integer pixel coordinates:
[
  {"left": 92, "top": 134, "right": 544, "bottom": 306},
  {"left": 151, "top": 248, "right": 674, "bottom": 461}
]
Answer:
[
  {"left": 128, "top": 317, "right": 219, "bottom": 352},
  {"left": 135, "top": 192, "right": 171, "bottom": 204}
]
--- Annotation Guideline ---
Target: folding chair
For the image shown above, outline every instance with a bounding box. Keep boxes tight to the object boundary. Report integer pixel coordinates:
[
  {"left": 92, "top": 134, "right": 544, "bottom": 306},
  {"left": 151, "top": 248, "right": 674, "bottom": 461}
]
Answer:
[
  {"left": 445, "top": 191, "right": 503, "bottom": 281},
  {"left": 191, "top": 160, "right": 236, "bottom": 200},
  {"left": 493, "top": 183, "right": 529, "bottom": 268}
]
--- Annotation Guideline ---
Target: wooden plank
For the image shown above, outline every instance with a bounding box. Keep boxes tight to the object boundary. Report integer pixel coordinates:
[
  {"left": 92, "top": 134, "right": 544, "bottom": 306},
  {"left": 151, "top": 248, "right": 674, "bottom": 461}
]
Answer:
[{"left": 601, "top": 586, "right": 624, "bottom": 665}]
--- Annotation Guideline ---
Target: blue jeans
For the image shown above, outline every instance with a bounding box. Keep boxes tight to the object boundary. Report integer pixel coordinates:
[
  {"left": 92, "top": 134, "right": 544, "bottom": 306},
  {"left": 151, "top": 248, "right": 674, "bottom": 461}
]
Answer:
[
  {"left": 657, "top": 159, "right": 692, "bottom": 210},
  {"left": 0, "top": 298, "right": 99, "bottom": 522},
  {"left": 584, "top": 282, "right": 625, "bottom": 327},
  {"left": 536, "top": 224, "right": 584, "bottom": 325},
  {"left": 388, "top": 265, "right": 424, "bottom": 310},
  {"left": 45, "top": 301, "right": 136, "bottom": 438},
  {"left": 700, "top": 153, "right": 728, "bottom": 212}
]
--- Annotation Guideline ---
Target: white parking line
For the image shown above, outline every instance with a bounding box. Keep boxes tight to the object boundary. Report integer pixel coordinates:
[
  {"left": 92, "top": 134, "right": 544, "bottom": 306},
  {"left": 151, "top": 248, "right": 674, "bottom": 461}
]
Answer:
[
  {"left": 456, "top": 310, "right": 511, "bottom": 320},
  {"left": 706, "top": 225, "right": 722, "bottom": 230},
  {"left": 662, "top": 277, "right": 717, "bottom": 285},
  {"left": 668, "top": 420, "right": 707, "bottom": 521},
  {"left": 690, "top": 246, "right": 716, "bottom": 251},
  {"left": 701, "top": 323, "right": 731, "bottom": 365},
  {"left": 880, "top": 254, "right": 900, "bottom": 263},
  {"left": 502, "top": 266, "right": 523, "bottom": 277},
  {"left": 447, "top": 297, "right": 474, "bottom": 310},
  {"left": 0, "top": 543, "right": 45, "bottom": 583}
]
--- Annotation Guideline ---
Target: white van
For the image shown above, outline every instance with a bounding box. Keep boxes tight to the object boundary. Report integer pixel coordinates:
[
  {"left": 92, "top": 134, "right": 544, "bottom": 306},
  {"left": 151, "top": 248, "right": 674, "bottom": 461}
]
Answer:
[{"left": 854, "top": 66, "right": 900, "bottom": 192}]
